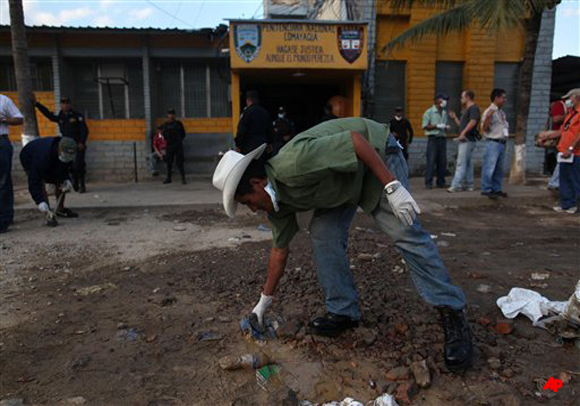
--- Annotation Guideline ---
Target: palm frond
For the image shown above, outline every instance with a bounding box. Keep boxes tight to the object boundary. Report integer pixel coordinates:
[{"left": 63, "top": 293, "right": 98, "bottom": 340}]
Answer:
[
  {"left": 468, "top": 0, "right": 526, "bottom": 32},
  {"left": 382, "top": 3, "right": 473, "bottom": 54},
  {"left": 388, "top": 0, "right": 461, "bottom": 10}
]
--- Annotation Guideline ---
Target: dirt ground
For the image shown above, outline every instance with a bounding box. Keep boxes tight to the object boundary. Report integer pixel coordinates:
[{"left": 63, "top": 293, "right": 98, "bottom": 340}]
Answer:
[{"left": 0, "top": 201, "right": 579, "bottom": 405}]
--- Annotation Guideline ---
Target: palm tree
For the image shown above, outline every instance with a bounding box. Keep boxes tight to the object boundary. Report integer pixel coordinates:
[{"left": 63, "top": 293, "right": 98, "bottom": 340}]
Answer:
[
  {"left": 8, "top": 0, "right": 39, "bottom": 141},
  {"left": 382, "top": 0, "right": 560, "bottom": 184}
]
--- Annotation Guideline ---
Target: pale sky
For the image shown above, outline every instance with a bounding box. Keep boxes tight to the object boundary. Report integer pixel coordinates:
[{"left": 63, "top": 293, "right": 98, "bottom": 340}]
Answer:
[{"left": 0, "top": 0, "right": 578, "bottom": 59}]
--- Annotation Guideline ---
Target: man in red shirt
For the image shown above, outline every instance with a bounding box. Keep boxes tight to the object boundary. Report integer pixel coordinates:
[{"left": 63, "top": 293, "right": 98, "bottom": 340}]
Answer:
[
  {"left": 544, "top": 98, "right": 567, "bottom": 178},
  {"left": 150, "top": 125, "right": 167, "bottom": 177},
  {"left": 551, "top": 89, "right": 580, "bottom": 213}
]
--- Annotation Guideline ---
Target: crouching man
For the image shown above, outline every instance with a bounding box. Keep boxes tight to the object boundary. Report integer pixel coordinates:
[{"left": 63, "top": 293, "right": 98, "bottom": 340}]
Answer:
[
  {"left": 20, "top": 137, "right": 78, "bottom": 227},
  {"left": 213, "top": 118, "right": 473, "bottom": 372}
]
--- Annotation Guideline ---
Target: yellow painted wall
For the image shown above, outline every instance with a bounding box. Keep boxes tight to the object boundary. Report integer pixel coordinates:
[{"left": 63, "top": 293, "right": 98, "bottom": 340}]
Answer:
[
  {"left": 86, "top": 119, "right": 145, "bottom": 141},
  {"left": 5, "top": 91, "right": 58, "bottom": 140},
  {"left": 376, "top": 2, "right": 526, "bottom": 134},
  {"left": 154, "top": 117, "right": 232, "bottom": 134}
]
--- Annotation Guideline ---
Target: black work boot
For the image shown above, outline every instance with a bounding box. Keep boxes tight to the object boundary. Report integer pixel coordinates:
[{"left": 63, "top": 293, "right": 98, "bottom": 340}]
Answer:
[
  {"left": 163, "top": 176, "right": 172, "bottom": 184},
  {"left": 72, "top": 175, "right": 79, "bottom": 192},
  {"left": 437, "top": 306, "right": 473, "bottom": 373},
  {"left": 308, "top": 313, "right": 359, "bottom": 338}
]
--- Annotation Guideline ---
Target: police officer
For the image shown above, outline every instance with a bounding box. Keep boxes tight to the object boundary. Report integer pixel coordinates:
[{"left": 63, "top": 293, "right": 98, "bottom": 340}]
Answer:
[
  {"left": 272, "top": 106, "right": 295, "bottom": 155},
  {"left": 20, "top": 136, "right": 78, "bottom": 227},
  {"left": 33, "top": 94, "right": 89, "bottom": 193},
  {"left": 162, "top": 108, "right": 187, "bottom": 185},
  {"left": 235, "top": 90, "right": 273, "bottom": 156}
]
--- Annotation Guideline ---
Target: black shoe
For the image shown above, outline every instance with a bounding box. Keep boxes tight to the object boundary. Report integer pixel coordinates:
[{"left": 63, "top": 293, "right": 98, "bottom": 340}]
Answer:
[
  {"left": 55, "top": 208, "right": 79, "bottom": 218},
  {"left": 79, "top": 185, "right": 86, "bottom": 194},
  {"left": 425, "top": 184, "right": 433, "bottom": 190},
  {"left": 307, "top": 313, "right": 359, "bottom": 338},
  {"left": 163, "top": 178, "right": 172, "bottom": 184},
  {"left": 436, "top": 183, "right": 448, "bottom": 189},
  {"left": 437, "top": 306, "right": 473, "bottom": 373},
  {"left": 0, "top": 225, "right": 8, "bottom": 234},
  {"left": 494, "top": 191, "right": 508, "bottom": 198},
  {"left": 72, "top": 181, "right": 79, "bottom": 192},
  {"left": 181, "top": 178, "right": 187, "bottom": 185},
  {"left": 46, "top": 215, "right": 58, "bottom": 227}
]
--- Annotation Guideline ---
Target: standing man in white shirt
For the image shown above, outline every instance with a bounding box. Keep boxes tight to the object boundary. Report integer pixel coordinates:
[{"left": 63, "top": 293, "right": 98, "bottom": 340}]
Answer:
[
  {"left": 0, "top": 94, "right": 24, "bottom": 233},
  {"left": 480, "top": 88, "right": 509, "bottom": 200}
]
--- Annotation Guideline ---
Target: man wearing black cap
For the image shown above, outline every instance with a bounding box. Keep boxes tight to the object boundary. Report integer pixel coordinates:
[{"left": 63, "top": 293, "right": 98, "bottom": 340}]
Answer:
[
  {"left": 33, "top": 94, "right": 89, "bottom": 193},
  {"left": 20, "top": 136, "right": 78, "bottom": 227},
  {"left": 161, "top": 109, "right": 187, "bottom": 184},
  {"left": 422, "top": 93, "right": 451, "bottom": 189},
  {"left": 235, "top": 90, "right": 273, "bottom": 156},
  {"left": 389, "top": 107, "right": 414, "bottom": 161}
]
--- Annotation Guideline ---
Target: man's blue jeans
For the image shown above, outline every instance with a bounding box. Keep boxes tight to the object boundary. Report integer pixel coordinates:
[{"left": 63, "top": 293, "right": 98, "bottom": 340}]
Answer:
[
  {"left": 481, "top": 139, "right": 506, "bottom": 193},
  {"left": 0, "top": 136, "right": 14, "bottom": 229},
  {"left": 425, "top": 137, "right": 447, "bottom": 187},
  {"left": 548, "top": 164, "right": 560, "bottom": 190},
  {"left": 450, "top": 141, "right": 476, "bottom": 190},
  {"left": 559, "top": 156, "right": 580, "bottom": 210},
  {"left": 308, "top": 135, "right": 467, "bottom": 320}
]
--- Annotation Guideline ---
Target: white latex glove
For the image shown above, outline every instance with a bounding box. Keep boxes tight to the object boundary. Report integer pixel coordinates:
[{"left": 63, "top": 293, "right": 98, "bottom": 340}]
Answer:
[
  {"left": 38, "top": 202, "right": 50, "bottom": 213},
  {"left": 436, "top": 123, "right": 446, "bottom": 130},
  {"left": 251, "top": 293, "right": 273, "bottom": 328},
  {"left": 384, "top": 181, "right": 421, "bottom": 226},
  {"left": 60, "top": 180, "right": 73, "bottom": 193}
]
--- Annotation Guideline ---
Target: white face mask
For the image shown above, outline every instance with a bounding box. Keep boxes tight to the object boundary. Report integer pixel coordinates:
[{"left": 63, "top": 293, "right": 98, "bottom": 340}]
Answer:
[
  {"left": 394, "top": 115, "right": 402, "bottom": 121},
  {"left": 565, "top": 99, "right": 573, "bottom": 109},
  {"left": 440, "top": 100, "right": 447, "bottom": 108},
  {"left": 278, "top": 114, "right": 285, "bottom": 119}
]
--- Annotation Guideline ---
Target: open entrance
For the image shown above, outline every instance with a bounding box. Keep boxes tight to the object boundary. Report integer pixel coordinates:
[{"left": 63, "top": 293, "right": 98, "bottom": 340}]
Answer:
[{"left": 238, "top": 69, "right": 358, "bottom": 133}]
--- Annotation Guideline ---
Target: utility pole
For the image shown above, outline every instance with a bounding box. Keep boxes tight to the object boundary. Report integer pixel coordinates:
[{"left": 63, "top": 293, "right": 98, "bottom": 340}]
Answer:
[{"left": 8, "top": 0, "right": 39, "bottom": 143}]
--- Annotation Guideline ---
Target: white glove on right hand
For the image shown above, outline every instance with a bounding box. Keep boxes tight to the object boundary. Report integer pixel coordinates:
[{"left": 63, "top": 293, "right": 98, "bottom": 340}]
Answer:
[
  {"left": 38, "top": 202, "right": 50, "bottom": 213},
  {"left": 385, "top": 181, "right": 421, "bottom": 227},
  {"left": 436, "top": 123, "right": 447, "bottom": 130},
  {"left": 60, "top": 180, "right": 73, "bottom": 193},
  {"left": 251, "top": 293, "right": 273, "bottom": 328}
]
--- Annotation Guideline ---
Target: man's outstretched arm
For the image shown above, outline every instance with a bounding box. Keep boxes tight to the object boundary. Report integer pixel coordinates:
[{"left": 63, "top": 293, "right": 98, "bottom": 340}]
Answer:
[
  {"left": 350, "top": 131, "right": 395, "bottom": 186},
  {"left": 263, "top": 247, "right": 289, "bottom": 295}
]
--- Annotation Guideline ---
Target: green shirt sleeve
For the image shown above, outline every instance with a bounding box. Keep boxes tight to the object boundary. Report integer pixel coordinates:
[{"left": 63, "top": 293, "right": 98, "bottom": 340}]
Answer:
[
  {"left": 268, "top": 212, "right": 299, "bottom": 248},
  {"left": 422, "top": 109, "right": 431, "bottom": 129},
  {"left": 271, "top": 130, "right": 360, "bottom": 187}
]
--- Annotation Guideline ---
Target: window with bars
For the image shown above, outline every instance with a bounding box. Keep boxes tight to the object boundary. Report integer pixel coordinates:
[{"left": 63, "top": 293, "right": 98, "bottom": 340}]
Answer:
[
  {"left": 0, "top": 58, "right": 53, "bottom": 91},
  {"left": 435, "top": 61, "right": 464, "bottom": 122},
  {"left": 154, "top": 59, "right": 231, "bottom": 118},
  {"left": 373, "top": 60, "right": 406, "bottom": 124},
  {"left": 63, "top": 59, "right": 144, "bottom": 119},
  {"left": 494, "top": 63, "right": 520, "bottom": 131}
]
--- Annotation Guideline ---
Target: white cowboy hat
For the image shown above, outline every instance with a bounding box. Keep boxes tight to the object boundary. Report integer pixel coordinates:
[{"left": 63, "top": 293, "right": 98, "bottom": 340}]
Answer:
[{"left": 212, "top": 144, "right": 267, "bottom": 218}]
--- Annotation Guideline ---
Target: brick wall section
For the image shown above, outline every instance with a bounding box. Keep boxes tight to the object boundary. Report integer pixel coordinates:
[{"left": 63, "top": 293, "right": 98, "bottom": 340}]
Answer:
[
  {"left": 87, "top": 119, "right": 145, "bottom": 141},
  {"left": 525, "top": 8, "right": 556, "bottom": 174},
  {"left": 5, "top": 91, "right": 59, "bottom": 139},
  {"left": 153, "top": 117, "right": 232, "bottom": 134},
  {"left": 464, "top": 26, "right": 496, "bottom": 109}
]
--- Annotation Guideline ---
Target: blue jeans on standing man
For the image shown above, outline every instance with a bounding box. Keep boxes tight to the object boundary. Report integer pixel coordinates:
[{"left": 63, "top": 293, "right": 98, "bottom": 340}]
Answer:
[
  {"left": 559, "top": 156, "right": 580, "bottom": 210},
  {"left": 308, "top": 134, "right": 467, "bottom": 320},
  {"left": 450, "top": 141, "right": 476, "bottom": 190},
  {"left": 0, "top": 135, "right": 14, "bottom": 231},
  {"left": 425, "top": 136, "right": 447, "bottom": 187},
  {"left": 481, "top": 139, "right": 506, "bottom": 193}
]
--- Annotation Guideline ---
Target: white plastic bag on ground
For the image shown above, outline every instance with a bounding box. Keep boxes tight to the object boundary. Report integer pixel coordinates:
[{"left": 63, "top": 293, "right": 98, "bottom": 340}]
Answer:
[
  {"left": 496, "top": 287, "right": 567, "bottom": 324},
  {"left": 373, "top": 394, "right": 399, "bottom": 406},
  {"left": 562, "top": 280, "right": 580, "bottom": 326}
]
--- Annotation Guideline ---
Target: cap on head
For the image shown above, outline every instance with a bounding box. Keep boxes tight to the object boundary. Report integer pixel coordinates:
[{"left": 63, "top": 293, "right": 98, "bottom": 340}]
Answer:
[
  {"left": 167, "top": 108, "right": 176, "bottom": 115},
  {"left": 562, "top": 88, "right": 580, "bottom": 99},
  {"left": 435, "top": 92, "right": 450, "bottom": 101},
  {"left": 395, "top": 106, "right": 403, "bottom": 112},
  {"left": 58, "top": 137, "right": 77, "bottom": 163},
  {"left": 60, "top": 96, "right": 71, "bottom": 104}
]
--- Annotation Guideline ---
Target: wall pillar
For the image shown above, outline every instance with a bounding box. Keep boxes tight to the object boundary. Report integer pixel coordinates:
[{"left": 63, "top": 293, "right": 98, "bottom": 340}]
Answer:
[
  {"left": 142, "top": 39, "right": 152, "bottom": 153},
  {"left": 231, "top": 70, "right": 240, "bottom": 136},
  {"left": 51, "top": 34, "right": 61, "bottom": 135}
]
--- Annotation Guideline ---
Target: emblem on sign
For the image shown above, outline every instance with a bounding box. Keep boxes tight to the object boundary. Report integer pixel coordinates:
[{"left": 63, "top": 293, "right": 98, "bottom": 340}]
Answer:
[
  {"left": 234, "top": 24, "right": 262, "bottom": 63},
  {"left": 338, "top": 27, "right": 364, "bottom": 63}
]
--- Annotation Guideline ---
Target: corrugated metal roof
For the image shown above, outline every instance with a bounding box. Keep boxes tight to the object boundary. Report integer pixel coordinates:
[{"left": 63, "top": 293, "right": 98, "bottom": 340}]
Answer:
[
  {"left": 0, "top": 24, "right": 228, "bottom": 35},
  {"left": 227, "top": 18, "right": 367, "bottom": 25}
]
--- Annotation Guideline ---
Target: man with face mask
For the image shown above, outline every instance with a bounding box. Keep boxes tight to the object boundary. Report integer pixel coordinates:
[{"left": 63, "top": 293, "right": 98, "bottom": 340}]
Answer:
[
  {"left": 389, "top": 107, "right": 414, "bottom": 161},
  {"left": 20, "top": 137, "right": 78, "bottom": 227},
  {"left": 33, "top": 94, "right": 89, "bottom": 193},
  {"left": 422, "top": 93, "right": 450, "bottom": 189}
]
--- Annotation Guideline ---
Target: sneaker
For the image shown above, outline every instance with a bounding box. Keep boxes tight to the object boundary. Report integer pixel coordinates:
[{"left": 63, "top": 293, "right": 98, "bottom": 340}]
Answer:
[
  {"left": 553, "top": 206, "right": 578, "bottom": 214},
  {"left": 447, "top": 187, "right": 459, "bottom": 193},
  {"left": 466, "top": 187, "right": 475, "bottom": 192}
]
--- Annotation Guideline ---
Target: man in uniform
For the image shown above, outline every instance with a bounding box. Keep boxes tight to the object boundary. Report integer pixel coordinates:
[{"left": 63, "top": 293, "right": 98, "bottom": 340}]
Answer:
[
  {"left": 20, "top": 136, "right": 78, "bottom": 227},
  {"left": 162, "top": 109, "right": 187, "bottom": 185},
  {"left": 213, "top": 117, "right": 473, "bottom": 373},
  {"left": 389, "top": 107, "right": 414, "bottom": 161},
  {"left": 33, "top": 94, "right": 89, "bottom": 193},
  {"left": 235, "top": 90, "right": 273, "bottom": 156},
  {"left": 272, "top": 106, "right": 295, "bottom": 155},
  {"left": 0, "top": 94, "right": 24, "bottom": 233}
]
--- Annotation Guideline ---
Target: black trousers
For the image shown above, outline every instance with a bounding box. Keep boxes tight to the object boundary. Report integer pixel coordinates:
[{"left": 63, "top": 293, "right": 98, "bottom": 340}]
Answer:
[
  {"left": 0, "top": 136, "right": 14, "bottom": 229},
  {"left": 72, "top": 148, "right": 86, "bottom": 185},
  {"left": 166, "top": 144, "right": 185, "bottom": 179},
  {"left": 425, "top": 137, "right": 447, "bottom": 187}
]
